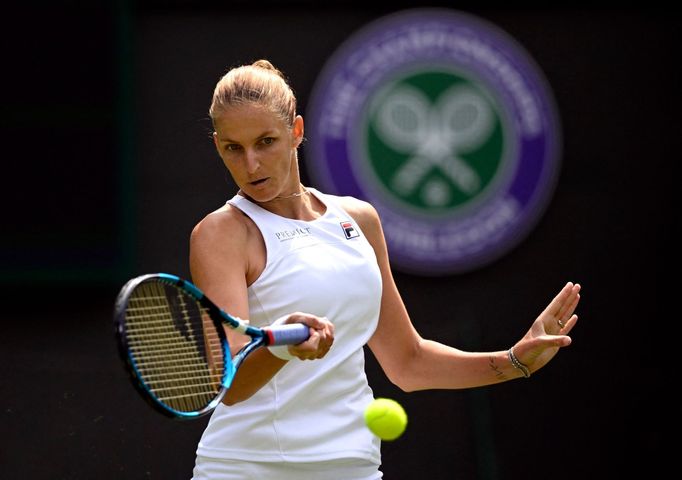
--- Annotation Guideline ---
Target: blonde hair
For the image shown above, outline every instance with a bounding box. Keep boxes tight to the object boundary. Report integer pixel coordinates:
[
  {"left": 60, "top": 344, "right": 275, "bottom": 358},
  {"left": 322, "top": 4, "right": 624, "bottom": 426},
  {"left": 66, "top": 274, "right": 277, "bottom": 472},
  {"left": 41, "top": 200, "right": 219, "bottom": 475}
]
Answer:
[{"left": 209, "top": 59, "right": 297, "bottom": 128}]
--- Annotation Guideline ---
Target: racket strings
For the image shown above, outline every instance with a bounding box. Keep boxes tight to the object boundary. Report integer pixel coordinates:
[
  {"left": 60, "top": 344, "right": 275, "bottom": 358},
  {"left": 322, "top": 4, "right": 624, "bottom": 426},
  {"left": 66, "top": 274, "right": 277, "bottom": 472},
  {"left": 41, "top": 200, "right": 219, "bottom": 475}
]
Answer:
[{"left": 124, "top": 281, "right": 225, "bottom": 413}]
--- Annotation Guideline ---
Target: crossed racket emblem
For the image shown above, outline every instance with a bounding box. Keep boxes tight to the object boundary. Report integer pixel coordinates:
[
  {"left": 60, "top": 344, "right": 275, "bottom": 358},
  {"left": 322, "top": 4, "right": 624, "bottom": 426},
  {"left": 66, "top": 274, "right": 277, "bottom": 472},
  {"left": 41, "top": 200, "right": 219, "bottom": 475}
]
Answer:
[{"left": 372, "top": 85, "right": 495, "bottom": 205}]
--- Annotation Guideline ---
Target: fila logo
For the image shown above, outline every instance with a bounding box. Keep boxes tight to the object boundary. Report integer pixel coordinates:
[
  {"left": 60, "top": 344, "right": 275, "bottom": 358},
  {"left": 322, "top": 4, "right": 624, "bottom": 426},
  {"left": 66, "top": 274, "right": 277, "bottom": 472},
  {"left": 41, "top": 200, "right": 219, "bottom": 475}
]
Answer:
[{"left": 340, "top": 221, "right": 360, "bottom": 239}]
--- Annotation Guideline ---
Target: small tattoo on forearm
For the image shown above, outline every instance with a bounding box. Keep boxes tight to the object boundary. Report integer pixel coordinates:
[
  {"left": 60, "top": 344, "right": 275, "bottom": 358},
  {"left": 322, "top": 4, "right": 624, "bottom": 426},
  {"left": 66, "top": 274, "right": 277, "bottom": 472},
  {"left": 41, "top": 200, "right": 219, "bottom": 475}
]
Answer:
[{"left": 489, "top": 356, "right": 504, "bottom": 378}]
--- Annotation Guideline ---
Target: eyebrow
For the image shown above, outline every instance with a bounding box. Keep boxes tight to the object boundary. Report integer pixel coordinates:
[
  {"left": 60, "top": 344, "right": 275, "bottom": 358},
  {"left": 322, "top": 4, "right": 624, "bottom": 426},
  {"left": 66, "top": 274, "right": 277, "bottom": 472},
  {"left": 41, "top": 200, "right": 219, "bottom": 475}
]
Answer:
[{"left": 217, "top": 129, "right": 277, "bottom": 144}]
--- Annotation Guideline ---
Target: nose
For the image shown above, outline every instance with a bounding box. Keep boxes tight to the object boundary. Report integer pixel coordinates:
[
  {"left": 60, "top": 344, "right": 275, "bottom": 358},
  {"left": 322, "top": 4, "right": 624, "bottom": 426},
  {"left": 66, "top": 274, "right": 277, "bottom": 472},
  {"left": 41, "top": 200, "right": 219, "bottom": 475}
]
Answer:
[{"left": 244, "top": 149, "right": 260, "bottom": 175}]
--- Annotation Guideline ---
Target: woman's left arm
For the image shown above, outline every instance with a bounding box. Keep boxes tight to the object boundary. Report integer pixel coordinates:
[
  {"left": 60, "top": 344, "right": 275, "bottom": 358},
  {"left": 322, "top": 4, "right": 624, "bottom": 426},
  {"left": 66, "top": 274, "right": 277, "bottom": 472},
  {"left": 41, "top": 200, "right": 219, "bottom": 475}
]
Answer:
[{"left": 341, "top": 197, "right": 580, "bottom": 391}]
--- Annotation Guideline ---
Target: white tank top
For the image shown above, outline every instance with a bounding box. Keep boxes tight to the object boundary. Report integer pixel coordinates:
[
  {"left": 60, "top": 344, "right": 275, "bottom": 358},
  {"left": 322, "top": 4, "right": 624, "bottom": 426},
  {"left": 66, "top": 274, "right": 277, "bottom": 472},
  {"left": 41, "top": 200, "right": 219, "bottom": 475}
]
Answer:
[{"left": 196, "top": 188, "right": 383, "bottom": 464}]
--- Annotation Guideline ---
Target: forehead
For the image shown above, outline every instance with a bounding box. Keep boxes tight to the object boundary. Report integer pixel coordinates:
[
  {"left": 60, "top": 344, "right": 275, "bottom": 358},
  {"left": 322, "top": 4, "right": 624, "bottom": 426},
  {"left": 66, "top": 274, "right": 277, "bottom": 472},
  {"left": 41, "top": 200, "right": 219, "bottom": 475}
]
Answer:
[{"left": 213, "top": 103, "right": 288, "bottom": 140}]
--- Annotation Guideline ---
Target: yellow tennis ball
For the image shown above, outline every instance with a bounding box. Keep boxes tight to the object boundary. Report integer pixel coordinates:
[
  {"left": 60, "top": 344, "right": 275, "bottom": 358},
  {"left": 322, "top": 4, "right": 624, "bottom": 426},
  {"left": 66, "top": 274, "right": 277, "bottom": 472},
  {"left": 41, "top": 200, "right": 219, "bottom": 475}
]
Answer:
[{"left": 364, "top": 397, "right": 407, "bottom": 441}]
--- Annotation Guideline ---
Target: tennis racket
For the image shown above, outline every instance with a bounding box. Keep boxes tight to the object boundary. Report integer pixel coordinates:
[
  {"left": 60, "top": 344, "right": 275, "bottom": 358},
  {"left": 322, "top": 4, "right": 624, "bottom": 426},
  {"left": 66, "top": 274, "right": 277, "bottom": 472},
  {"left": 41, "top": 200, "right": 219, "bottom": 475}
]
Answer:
[{"left": 113, "top": 273, "right": 309, "bottom": 419}]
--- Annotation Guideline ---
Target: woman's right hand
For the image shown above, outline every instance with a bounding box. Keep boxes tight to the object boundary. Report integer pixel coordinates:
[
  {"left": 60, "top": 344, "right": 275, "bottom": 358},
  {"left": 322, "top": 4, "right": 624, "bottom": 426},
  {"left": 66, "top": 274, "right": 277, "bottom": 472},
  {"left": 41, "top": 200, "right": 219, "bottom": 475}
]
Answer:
[{"left": 283, "top": 312, "right": 335, "bottom": 360}]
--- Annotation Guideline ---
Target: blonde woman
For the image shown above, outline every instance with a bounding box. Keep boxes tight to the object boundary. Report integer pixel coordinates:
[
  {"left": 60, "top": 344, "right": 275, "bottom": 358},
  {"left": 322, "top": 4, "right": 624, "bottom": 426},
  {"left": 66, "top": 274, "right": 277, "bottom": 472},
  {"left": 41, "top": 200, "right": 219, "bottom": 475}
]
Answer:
[{"left": 190, "top": 59, "right": 581, "bottom": 479}]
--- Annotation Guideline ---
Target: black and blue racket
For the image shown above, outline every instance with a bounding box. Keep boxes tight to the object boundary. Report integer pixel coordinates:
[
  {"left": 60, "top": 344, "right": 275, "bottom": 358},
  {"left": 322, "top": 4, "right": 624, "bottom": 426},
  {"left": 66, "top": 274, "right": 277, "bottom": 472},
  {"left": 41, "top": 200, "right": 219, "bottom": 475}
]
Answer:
[{"left": 114, "top": 273, "right": 309, "bottom": 419}]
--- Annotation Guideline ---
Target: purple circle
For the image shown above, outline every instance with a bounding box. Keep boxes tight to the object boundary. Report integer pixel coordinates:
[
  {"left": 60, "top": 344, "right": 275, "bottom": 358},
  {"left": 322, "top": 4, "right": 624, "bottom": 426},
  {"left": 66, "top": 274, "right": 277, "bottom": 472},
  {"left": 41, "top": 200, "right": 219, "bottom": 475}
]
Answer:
[{"left": 305, "top": 8, "right": 562, "bottom": 275}]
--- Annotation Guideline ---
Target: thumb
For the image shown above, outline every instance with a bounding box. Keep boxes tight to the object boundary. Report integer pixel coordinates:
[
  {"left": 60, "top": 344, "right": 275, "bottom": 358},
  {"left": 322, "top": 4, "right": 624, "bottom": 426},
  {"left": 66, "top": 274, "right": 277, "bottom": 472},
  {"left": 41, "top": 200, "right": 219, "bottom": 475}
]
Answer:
[{"left": 529, "top": 334, "right": 572, "bottom": 350}]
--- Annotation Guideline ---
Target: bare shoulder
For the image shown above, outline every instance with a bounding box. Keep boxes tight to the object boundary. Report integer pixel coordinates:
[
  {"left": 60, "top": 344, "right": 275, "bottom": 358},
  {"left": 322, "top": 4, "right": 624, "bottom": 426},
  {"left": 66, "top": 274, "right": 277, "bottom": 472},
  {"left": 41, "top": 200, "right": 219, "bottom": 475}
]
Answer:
[
  {"left": 190, "top": 204, "right": 257, "bottom": 314},
  {"left": 190, "top": 204, "right": 251, "bottom": 250},
  {"left": 334, "top": 195, "right": 384, "bottom": 243},
  {"left": 189, "top": 203, "right": 258, "bottom": 286},
  {"left": 335, "top": 195, "right": 379, "bottom": 225}
]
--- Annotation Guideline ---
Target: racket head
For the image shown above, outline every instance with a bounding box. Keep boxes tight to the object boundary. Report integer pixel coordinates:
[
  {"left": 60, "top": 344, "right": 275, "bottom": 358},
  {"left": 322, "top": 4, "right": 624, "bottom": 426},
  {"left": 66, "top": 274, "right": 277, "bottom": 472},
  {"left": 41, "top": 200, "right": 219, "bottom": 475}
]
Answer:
[{"left": 114, "top": 273, "right": 232, "bottom": 419}]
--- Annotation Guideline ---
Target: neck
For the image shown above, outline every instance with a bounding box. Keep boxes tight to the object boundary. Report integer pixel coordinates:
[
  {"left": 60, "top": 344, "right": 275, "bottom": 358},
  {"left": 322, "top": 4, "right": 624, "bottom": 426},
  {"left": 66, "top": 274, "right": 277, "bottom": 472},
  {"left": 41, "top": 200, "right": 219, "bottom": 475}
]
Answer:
[
  {"left": 246, "top": 185, "right": 324, "bottom": 221},
  {"left": 260, "top": 184, "right": 309, "bottom": 202}
]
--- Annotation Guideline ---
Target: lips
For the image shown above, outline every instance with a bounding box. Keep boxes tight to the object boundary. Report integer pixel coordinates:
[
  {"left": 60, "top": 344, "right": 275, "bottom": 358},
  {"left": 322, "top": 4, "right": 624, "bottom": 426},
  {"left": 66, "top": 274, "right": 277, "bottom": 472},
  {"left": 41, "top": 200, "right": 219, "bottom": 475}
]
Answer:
[{"left": 249, "top": 178, "right": 269, "bottom": 186}]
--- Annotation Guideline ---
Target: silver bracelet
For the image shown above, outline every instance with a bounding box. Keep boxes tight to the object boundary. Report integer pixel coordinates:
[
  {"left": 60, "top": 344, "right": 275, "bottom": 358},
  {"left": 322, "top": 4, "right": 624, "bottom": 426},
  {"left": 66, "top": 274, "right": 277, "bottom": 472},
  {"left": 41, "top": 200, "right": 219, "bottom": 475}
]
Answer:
[{"left": 508, "top": 347, "right": 531, "bottom": 378}]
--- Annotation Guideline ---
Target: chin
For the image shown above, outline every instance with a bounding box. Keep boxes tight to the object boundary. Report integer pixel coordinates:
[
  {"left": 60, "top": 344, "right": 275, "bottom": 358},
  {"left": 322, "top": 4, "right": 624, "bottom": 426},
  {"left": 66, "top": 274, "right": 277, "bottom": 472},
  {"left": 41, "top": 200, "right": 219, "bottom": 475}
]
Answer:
[{"left": 242, "top": 188, "right": 276, "bottom": 203}]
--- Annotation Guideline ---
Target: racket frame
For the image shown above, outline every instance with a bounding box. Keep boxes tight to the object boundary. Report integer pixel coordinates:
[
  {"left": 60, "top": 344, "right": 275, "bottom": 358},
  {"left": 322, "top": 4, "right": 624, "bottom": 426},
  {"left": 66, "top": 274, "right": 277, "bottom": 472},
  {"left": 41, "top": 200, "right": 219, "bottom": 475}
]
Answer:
[{"left": 114, "top": 273, "right": 284, "bottom": 419}]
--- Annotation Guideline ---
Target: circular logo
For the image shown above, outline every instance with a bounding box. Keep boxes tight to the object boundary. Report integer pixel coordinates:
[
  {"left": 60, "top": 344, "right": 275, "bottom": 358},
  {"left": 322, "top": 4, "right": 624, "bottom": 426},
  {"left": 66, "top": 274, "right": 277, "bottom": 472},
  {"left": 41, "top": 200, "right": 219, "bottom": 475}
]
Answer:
[{"left": 305, "top": 8, "right": 562, "bottom": 275}]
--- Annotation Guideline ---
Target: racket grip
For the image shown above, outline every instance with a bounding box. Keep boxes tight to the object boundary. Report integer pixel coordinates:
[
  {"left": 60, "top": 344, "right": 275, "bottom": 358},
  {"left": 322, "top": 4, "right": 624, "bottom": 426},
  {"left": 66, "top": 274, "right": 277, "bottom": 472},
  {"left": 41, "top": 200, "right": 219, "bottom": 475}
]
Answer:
[{"left": 265, "top": 323, "right": 310, "bottom": 346}]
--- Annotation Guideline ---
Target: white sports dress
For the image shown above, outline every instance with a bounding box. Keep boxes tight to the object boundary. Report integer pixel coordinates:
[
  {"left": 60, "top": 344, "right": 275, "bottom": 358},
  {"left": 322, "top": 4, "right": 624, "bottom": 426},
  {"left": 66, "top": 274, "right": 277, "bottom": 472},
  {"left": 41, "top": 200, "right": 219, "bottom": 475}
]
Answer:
[{"left": 192, "top": 188, "right": 384, "bottom": 479}]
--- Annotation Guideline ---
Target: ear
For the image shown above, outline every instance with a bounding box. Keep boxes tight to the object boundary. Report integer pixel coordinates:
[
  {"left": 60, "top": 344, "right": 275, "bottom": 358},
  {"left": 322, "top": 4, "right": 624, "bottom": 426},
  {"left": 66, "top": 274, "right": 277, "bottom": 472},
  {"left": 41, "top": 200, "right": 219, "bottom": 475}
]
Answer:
[
  {"left": 292, "top": 115, "right": 304, "bottom": 147},
  {"left": 212, "top": 131, "right": 222, "bottom": 153}
]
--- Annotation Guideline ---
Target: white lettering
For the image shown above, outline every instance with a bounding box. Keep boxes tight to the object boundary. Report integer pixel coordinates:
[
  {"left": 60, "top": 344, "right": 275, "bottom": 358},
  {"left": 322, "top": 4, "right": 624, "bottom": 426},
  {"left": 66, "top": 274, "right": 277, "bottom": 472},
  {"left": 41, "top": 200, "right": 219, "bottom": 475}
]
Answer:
[
  {"left": 275, "top": 227, "right": 313, "bottom": 241},
  {"left": 381, "top": 197, "right": 520, "bottom": 258},
  {"left": 323, "top": 26, "right": 543, "bottom": 139}
]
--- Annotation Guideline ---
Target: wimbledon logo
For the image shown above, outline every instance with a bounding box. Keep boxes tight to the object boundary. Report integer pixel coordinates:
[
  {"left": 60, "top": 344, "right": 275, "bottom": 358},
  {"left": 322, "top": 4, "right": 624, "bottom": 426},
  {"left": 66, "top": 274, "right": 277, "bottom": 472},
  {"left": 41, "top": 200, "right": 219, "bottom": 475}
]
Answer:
[{"left": 305, "top": 9, "right": 561, "bottom": 275}]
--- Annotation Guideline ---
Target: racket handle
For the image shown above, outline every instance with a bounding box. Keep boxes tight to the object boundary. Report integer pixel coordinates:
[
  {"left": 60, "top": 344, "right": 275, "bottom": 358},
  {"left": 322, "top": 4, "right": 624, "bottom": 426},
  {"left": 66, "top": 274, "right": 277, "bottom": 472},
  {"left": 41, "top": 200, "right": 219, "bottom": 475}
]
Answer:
[{"left": 264, "top": 323, "right": 310, "bottom": 346}]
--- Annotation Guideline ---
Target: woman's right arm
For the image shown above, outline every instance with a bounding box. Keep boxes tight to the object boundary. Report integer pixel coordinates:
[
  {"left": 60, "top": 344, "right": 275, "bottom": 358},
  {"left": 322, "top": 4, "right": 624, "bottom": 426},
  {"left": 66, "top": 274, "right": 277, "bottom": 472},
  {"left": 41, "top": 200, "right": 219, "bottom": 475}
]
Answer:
[{"left": 189, "top": 208, "right": 333, "bottom": 405}]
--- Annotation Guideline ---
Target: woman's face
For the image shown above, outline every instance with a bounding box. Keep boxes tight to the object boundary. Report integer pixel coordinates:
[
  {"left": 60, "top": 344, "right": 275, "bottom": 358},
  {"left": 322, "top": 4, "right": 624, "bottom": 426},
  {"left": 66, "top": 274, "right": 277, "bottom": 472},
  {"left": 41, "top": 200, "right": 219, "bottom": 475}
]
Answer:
[{"left": 213, "top": 103, "right": 304, "bottom": 202}]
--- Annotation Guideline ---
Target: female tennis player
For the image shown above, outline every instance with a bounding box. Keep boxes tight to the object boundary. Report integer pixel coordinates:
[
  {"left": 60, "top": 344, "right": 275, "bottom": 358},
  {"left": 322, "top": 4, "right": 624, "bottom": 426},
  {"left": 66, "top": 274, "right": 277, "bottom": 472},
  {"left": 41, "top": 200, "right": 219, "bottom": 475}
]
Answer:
[{"left": 189, "top": 59, "right": 581, "bottom": 479}]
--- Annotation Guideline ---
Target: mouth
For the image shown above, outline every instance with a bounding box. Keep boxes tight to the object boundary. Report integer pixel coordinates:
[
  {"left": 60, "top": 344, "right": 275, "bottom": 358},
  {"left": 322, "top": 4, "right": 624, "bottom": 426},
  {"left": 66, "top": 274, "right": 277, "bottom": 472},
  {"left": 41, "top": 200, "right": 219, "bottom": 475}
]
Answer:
[{"left": 249, "top": 177, "right": 269, "bottom": 186}]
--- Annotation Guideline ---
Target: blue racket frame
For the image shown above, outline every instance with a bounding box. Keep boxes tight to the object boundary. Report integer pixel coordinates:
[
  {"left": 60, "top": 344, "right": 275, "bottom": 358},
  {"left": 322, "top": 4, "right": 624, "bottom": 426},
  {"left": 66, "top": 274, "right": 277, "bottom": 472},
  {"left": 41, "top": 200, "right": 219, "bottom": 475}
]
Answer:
[{"left": 114, "top": 273, "right": 307, "bottom": 419}]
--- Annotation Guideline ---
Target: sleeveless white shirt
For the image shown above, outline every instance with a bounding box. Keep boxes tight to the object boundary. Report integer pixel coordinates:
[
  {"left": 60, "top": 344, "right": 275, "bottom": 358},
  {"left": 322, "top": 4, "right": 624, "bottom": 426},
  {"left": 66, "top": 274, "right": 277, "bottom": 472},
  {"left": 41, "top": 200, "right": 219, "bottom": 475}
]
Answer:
[{"left": 196, "top": 188, "right": 383, "bottom": 465}]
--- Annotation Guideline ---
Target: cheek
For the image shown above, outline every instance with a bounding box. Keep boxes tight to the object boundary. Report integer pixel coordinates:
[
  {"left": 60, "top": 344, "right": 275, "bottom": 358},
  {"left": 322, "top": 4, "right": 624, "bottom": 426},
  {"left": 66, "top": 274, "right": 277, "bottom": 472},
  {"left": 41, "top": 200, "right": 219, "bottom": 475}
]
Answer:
[
  {"left": 221, "top": 158, "right": 243, "bottom": 179},
  {"left": 264, "top": 144, "right": 292, "bottom": 166}
]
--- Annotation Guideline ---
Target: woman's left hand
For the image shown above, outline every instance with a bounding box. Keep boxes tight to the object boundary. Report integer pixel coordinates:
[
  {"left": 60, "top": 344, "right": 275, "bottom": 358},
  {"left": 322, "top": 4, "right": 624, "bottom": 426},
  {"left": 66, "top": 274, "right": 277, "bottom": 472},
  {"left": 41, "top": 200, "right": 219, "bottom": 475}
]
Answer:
[{"left": 512, "top": 282, "right": 581, "bottom": 374}]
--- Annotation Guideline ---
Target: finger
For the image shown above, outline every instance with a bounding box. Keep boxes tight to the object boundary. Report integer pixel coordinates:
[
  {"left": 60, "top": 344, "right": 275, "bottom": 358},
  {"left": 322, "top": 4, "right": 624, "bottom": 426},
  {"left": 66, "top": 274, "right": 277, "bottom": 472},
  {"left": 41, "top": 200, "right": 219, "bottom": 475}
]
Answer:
[
  {"left": 292, "top": 314, "right": 333, "bottom": 332},
  {"left": 531, "top": 334, "right": 572, "bottom": 350},
  {"left": 315, "top": 317, "right": 334, "bottom": 334},
  {"left": 547, "top": 282, "right": 573, "bottom": 315},
  {"left": 544, "top": 288, "right": 578, "bottom": 336},
  {"left": 559, "top": 293, "right": 580, "bottom": 326},
  {"left": 554, "top": 288, "right": 580, "bottom": 334},
  {"left": 295, "top": 341, "right": 331, "bottom": 360},
  {"left": 305, "top": 333, "right": 334, "bottom": 359},
  {"left": 550, "top": 334, "right": 571, "bottom": 347},
  {"left": 559, "top": 314, "right": 578, "bottom": 334},
  {"left": 285, "top": 312, "right": 314, "bottom": 325},
  {"left": 294, "top": 328, "right": 330, "bottom": 350},
  {"left": 554, "top": 307, "right": 578, "bottom": 334},
  {"left": 314, "top": 328, "right": 334, "bottom": 352},
  {"left": 556, "top": 284, "right": 581, "bottom": 320}
]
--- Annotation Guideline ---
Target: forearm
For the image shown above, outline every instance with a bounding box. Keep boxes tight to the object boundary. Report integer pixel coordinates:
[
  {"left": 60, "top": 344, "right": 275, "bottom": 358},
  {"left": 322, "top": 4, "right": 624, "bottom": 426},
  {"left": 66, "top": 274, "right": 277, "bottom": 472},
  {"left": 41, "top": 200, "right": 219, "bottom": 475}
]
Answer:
[
  {"left": 222, "top": 347, "right": 287, "bottom": 405},
  {"left": 394, "top": 339, "right": 525, "bottom": 392}
]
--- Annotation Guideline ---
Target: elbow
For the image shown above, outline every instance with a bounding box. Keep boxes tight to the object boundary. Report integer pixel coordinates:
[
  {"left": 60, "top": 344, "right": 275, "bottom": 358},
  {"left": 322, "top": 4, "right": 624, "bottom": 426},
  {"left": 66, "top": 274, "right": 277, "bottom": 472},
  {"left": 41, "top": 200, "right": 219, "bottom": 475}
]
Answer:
[
  {"left": 222, "top": 393, "right": 240, "bottom": 407},
  {"left": 373, "top": 333, "right": 426, "bottom": 392},
  {"left": 222, "top": 388, "right": 255, "bottom": 406},
  {"left": 383, "top": 345, "right": 424, "bottom": 393},
  {"left": 390, "top": 374, "right": 422, "bottom": 393}
]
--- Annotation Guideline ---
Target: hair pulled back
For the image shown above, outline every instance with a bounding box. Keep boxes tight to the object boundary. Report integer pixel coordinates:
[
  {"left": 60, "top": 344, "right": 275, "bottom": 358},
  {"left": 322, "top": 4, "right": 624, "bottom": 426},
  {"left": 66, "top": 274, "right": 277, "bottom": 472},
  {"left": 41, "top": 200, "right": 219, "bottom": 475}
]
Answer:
[{"left": 209, "top": 59, "right": 297, "bottom": 128}]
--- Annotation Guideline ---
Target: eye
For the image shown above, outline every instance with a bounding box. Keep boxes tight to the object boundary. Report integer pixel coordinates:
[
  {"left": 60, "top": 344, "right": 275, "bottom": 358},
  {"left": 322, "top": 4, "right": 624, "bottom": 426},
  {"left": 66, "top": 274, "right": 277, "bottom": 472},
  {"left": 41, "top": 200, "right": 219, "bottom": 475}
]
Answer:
[
  {"left": 225, "top": 143, "right": 242, "bottom": 152},
  {"left": 261, "top": 137, "right": 275, "bottom": 146}
]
